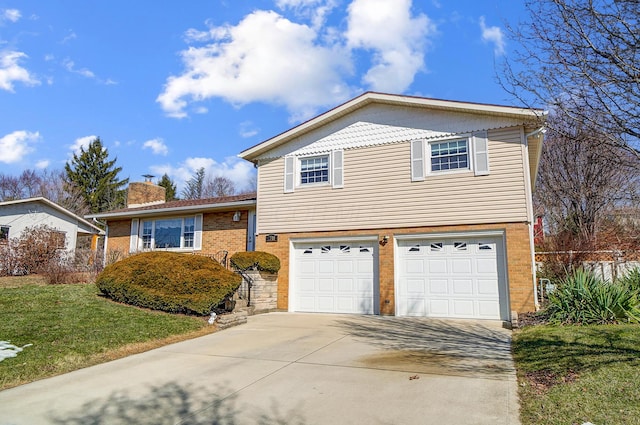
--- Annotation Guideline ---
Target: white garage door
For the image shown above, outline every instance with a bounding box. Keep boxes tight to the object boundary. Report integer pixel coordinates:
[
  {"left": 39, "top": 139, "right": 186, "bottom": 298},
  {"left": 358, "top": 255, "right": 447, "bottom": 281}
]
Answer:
[
  {"left": 292, "top": 241, "right": 376, "bottom": 314},
  {"left": 397, "top": 237, "right": 506, "bottom": 320}
]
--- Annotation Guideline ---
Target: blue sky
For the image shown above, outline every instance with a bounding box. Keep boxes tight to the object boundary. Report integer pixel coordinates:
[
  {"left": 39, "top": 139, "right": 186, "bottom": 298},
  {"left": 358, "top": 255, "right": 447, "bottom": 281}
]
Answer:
[{"left": 0, "top": 0, "right": 527, "bottom": 193}]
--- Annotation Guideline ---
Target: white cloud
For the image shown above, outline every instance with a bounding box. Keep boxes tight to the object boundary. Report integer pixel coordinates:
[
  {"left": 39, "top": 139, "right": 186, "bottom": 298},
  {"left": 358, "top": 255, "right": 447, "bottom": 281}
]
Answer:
[
  {"left": 1, "top": 9, "right": 21, "bottom": 23},
  {"left": 0, "top": 51, "right": 40, "bottom": 92},
  {"left": 157, "top": 10, "right": 353, "bottom": 122},
  {"left": 276, "top": 0, "right": 338, "bottom": 29},
  {"left": 346, "top": 0, "right": 435, "bottom": 92},
  {"left": 69, "top": 135, "right": 97, "bottom": 156},
  {"left": 61, "top": 31, "right": 77, "bottom": 44},
  {"left": 35, "top": 159, "right": 50, "bottom": 169},
  {"left": 479, "top": 16, "right": 505, "bottom": 56},
  {"left": 143, "top": 138, "right": 169, "bottom": 156},
  {"left": 62, "top": 58, "right": 117, "bottom": 85},
  {"left": 63, "top": 58, "right": 95, "bottom": 78},
  {"left": 239, "top": 121, "right": 259, "bottom": 138},
  {"left": 0, "top": 130, "right": 40, "bottom": 164},
  {"left": 150, "top": 156, "right": 256, "bottom": 193}
]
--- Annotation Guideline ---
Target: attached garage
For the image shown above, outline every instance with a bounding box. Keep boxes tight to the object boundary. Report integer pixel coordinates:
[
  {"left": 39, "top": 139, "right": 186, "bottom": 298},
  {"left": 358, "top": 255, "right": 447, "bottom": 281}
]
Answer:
[
  {"left": 396, "top": 234, "right": 509, "bottom": 320},
  {"left": 290, "top": 239, "right": 378, "bottom": 314}
]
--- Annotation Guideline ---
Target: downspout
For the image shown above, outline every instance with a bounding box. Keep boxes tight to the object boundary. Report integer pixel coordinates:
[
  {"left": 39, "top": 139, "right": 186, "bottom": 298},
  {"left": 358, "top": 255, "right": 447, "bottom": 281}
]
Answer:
[{"left": 92, "top": 217, "right": 108, "bottom": 267}]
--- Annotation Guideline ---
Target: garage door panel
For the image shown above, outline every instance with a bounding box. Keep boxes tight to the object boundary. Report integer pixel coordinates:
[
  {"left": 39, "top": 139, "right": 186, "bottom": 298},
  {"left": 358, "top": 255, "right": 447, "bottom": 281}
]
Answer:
[
  {"left": 318, "top": 279, "right": 334, "bottom": 292},
  {"left": 428, "top": 259, "right": 447, "bottom": 273},
  {"left": 293, "top": 241, "right": 376, "bottom": 314},
  {"left": 453, "top": 279, "right": 473, "bottom": 295},
  {"left": 477, "top": 258, "right": 497, "bottom": 274},
  {"left": 478, "top": 279, "right": 499, "bottom": 295},
  {"left": 405, "top": 259, "right": 424, "bottom": 273},
  {"left": 318, "top": 260, "right": 334, "bottom": 273},
  {"left": 478, "top": 301, "right": 500, "bottom": 318},
  {"left": 398, "top": 236, "right": 506, "bottom": 320},
  {"left": 338, "top": 260, "right": 353, "bottom": 273},
  {"left": 452, "top": 300, "right": 475, "bottom": 316},
  {"left": 337, "top": 278, "right": 353, "bottom": 292},
  {"left": 429, "top": 299, "right": 450, "bottom": 315}
]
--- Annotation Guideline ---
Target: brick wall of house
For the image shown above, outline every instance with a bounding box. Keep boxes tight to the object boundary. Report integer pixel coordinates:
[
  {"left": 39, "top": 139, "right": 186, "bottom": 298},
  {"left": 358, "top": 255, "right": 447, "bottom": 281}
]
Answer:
[
  {"left": 105, "top": 210, "right": 250, "bottom": 262},
  {"left": 255, "top": 221, "right": 535, "bottom": 316}
]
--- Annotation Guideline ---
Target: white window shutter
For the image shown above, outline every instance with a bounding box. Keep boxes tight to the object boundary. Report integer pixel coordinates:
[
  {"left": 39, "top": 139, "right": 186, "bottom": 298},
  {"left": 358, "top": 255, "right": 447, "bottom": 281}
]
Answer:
[
  {"left": 129, "top": 219, "right": 139, "bottom": 253},
  {"left": 284, "top": 156, "right": 295, "bottom": 193},
  {"left": 411, "top": 140, "right": 425, "bottom": 181},
  {"left": 332, "top": 149, "right": 344, "bottom": 188},
  {"left": 473, "top": 131, "right": 490, "bottom": 176},
  {"left": 194, "top": 214, "right": 203, "bottom": 250}
]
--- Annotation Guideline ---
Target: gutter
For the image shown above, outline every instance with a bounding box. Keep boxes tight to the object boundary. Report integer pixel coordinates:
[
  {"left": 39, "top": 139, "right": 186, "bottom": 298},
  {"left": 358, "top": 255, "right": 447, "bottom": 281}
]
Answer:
[{"left": 86, "top": 199, "right": 257, "bottom": 220}]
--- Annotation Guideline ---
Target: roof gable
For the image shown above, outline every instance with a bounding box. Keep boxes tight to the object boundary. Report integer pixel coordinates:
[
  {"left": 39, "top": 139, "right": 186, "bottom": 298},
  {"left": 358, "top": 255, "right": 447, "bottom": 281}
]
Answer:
[{"left": 239, "top": 92, "right": 546, "bottom": 161}]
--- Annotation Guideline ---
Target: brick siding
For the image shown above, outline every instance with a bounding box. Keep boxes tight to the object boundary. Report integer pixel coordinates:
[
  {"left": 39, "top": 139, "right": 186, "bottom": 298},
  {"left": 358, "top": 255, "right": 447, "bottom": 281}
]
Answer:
[{"left": 256, "top": 222, "right": 535, "bottom": 316}]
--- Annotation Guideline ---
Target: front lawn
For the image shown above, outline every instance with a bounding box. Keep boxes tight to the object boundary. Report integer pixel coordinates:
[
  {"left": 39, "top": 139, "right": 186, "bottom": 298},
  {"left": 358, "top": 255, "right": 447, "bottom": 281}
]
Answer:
[
  {"left": 513, "top": 324, "right": 640, "bottom": 425},
  {"left": 0, "top": 278, "right": 215, "bottom": 390}
]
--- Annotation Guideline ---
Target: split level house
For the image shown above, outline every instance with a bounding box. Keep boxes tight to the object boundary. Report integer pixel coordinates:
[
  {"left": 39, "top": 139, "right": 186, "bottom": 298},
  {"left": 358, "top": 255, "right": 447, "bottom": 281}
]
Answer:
[{"left": 92, "top": 92, "right": 547, "bottom": 323}]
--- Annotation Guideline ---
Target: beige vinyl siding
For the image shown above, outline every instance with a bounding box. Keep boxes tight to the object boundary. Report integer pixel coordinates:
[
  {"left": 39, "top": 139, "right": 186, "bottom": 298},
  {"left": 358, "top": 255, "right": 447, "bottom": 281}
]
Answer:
[{"left": 257, "top": 127, "right": 528, "bottom": 234}]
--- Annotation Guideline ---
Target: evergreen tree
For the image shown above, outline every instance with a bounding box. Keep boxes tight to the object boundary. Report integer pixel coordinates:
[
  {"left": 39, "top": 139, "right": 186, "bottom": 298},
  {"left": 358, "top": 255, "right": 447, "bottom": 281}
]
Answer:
[
  {"left": 157, "top": 173, "right": 178, "bottom": 201},
  {"left": 181, "top": 167, "right": 205, "bottom": 200},
  {"left": 64, "top": 138, "right": 129, "bottom": 213}
]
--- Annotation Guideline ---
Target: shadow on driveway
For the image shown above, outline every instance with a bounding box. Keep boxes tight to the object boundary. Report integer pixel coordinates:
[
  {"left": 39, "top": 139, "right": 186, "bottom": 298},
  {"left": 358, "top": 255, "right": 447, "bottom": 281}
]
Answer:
[
  {"left": 49, "top": 382, "right": 306, "bottom": 425},
  {"left": 334, "top": 316, "right": 516, "bottom": 379}
]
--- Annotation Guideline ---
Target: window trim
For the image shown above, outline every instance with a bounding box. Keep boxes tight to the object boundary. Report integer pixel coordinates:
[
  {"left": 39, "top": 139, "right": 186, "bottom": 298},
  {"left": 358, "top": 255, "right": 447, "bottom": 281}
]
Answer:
[
  {"left": 428, "top": 138, "right": 471, "bottom": 175},
  {"left": 135, "top": 215, "right": 202, "bottom": 252},
  {"left": 298, "top": 154, "right": 331, "bottom": 187}
]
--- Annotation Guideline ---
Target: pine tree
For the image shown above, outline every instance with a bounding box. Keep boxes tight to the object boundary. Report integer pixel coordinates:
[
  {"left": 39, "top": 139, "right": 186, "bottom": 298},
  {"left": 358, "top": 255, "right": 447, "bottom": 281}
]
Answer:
[
  {"left": 182, "top": 168, "right": 205, "bottom": 200},
  {"left": 64, "top": 138, "right": 129, "bottom": 213},
  {"left": 157, "top": 173, "right": 178, "bottom": 201}
]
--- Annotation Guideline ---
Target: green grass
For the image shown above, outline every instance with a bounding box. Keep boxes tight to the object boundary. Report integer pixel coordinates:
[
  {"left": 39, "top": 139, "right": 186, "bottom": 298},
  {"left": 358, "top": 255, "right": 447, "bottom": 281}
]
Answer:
[
  {"left": 0, "top": 281, "right": 215, "bottom": 390},
  {"left": 513, "top": 324, "right": 640, "bottom": 425}
]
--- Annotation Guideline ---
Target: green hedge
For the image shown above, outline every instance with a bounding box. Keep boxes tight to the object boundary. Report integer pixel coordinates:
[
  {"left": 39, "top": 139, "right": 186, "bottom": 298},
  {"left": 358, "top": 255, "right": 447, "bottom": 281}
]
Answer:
[
  {"left": 230, "top": 251, "right": 280, "bottom": 273},
  {"left": 96, "top": 252, "right": 242, "bottom": 315}
]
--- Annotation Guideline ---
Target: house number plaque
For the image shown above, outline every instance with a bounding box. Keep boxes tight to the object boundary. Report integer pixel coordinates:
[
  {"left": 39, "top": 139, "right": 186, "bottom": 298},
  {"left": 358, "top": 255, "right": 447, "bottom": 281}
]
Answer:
[{"left": 266, "top": 234, "right": 278, "bottom": 243}]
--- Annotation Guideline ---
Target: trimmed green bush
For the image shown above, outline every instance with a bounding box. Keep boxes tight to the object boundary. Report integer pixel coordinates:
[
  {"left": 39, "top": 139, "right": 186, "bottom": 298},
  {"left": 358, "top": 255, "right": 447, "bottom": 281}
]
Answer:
[
  {"left": 230, "top": 251, "right": 280, "bottom": 273},
  {"left": 96, "top": 252, "right": 242, "bottom": 315},
  {"left": 547, "top": 268, "right": 640, "bottom": 324}
]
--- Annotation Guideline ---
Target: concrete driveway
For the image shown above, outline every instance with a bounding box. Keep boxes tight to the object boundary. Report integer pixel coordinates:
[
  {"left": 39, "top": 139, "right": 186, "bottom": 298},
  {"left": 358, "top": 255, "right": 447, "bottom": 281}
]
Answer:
[{"left": 0, "top": 313, "right": 520, "bottom": 425}]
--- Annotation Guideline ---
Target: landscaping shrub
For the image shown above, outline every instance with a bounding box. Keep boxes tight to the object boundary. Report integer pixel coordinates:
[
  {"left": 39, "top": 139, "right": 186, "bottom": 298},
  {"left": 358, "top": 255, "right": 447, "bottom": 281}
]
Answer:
[
  {"left": 96, "top": 252, "right": 242, "bottom": 315},
  {"left": 230, "top": 251, "right": 280, "bottom": 273},
  {"left": 547, "top": 268, "right": 640, "bottom": 324},
  {"left": 618, "top": 267, "right": 640, "bottom": 292}
]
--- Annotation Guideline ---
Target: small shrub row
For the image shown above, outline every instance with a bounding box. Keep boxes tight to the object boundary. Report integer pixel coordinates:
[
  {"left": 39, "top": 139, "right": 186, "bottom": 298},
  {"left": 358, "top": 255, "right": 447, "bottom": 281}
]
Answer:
[
  {"left": 96, "top": 251, "right": 242, "bottom": 315},
  {"left": 546, "top": 268, "right": 640, "bottom": 324},
  {"left": 230, "top": 251, "right": 280, "bottom": 273}
]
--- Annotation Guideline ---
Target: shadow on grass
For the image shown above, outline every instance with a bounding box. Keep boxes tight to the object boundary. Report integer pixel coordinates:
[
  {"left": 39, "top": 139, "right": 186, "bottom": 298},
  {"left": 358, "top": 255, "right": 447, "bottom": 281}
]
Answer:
[
  {"left": 334, "top": 316, "right": 515, "bottom": 378},
  {"left": 512, "top": 324, "right": 640, "bottom": 375},
  {"left": 50, "top": 382, "right": 306, "bottom": 425}
]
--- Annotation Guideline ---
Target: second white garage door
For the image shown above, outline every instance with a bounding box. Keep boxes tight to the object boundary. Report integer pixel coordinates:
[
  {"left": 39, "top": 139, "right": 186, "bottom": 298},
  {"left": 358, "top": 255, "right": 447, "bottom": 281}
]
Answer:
[
  {"left": 396, "top": 236, "right": 508, "bottom": 320},
  {"left": 292, "top": 241, "right": 377, "bottom": 314}
]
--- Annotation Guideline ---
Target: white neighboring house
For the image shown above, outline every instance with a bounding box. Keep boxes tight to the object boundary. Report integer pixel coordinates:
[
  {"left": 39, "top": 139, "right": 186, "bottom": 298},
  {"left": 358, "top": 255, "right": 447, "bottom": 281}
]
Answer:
[{"left": 0, "top": 197, "right": 103, "bottom": 251}]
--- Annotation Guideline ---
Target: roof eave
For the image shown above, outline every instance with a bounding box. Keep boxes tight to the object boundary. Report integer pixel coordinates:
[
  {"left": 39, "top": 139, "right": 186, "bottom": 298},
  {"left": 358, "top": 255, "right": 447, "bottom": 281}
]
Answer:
[
  {"left": 238, "top": 92, "right": 547, "bottom": 161},
  {"left": 86, "top": 199, "right": 257, "bottom": 220}
]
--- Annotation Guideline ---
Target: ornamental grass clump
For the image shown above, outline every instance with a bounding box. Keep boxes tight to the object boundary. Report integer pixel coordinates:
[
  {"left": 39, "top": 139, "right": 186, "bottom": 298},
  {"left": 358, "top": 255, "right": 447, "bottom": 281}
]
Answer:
[
  {"left": 96, "top": 252, "right": 242, "bottom": 315},
  {"left": 547, "top": 268, "right": 640, "bottom": 325}
]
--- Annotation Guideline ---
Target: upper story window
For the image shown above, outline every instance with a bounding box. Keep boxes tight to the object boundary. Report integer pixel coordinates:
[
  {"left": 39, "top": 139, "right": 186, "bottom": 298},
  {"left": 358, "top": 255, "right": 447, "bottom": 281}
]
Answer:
[
  {"left": 300, "top": 155, "right": 329, "bottom": 185},
  {"left": 430, "top": 140, "right": 468, "bottom": 172},
  {"left": 0, "top": 226, "right": 9, "bottom": 243},
  {"left": 410, "top": 131, "right": 489, "bottom": 181},
  {"left": 284, "top": 150, "right": 343, "bottom": 193}
]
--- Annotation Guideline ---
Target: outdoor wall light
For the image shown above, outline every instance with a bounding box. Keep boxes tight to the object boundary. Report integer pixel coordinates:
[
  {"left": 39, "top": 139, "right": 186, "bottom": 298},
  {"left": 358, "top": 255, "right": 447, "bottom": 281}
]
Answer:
[
  {"left": 232, "top": 211, "right": 241, "bottom": 222},
  {"left": 380, "top": 235, "right": 389, "bottom": 246}
]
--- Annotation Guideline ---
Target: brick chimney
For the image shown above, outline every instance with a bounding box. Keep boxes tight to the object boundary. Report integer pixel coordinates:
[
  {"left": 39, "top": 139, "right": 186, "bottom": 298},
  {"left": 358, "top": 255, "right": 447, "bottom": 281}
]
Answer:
[{"left": 126, "top": 178, "right": 166, "bottom": 208}]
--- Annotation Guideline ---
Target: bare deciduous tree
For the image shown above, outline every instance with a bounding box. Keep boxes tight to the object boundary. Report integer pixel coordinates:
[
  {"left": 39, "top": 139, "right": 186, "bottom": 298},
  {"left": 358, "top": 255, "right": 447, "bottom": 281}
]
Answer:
[
  {"left": 535, "top": 112, "right": 640, "bottom": 246},
  {"left": 203, "top": 175, "right": 236, "bottom": 198},
  {"left": 503, "top": 0, "right": 640, "bottom": 157}
]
